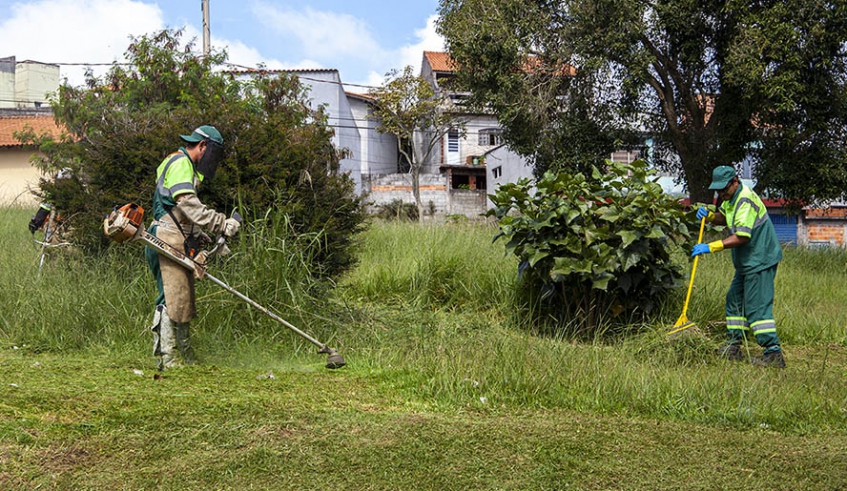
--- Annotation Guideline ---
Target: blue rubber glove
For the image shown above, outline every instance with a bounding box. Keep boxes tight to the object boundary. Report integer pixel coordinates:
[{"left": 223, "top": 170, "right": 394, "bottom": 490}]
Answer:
[
  {"left": 691, "top": 243, "right": 711, "bottom": 257},
  {"left": 696, "top": 207, "right": 711, "bottom": 220}
]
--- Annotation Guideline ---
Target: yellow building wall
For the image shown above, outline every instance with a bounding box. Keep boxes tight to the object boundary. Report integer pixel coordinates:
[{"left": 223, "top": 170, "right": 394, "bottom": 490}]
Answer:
[{"left": 0, "top": 147, "right": 44, "bottom": 205}]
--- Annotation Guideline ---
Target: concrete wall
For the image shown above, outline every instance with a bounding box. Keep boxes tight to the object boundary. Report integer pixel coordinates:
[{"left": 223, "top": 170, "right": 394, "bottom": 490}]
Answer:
[
  {"left": 0, "top": 57, "right": 15, "bottom": 109},
  {"left": 447, "top": 188, "right": 488, "bottom": 218},
  {"left": 0, "top": 147, "right": 43, "bottom": 205},
  {"left": 15, "top": 62, "right": 59, "bottom": 107},
  {"left": 363, "top": 172, "right": 448, "bottom": 215}
]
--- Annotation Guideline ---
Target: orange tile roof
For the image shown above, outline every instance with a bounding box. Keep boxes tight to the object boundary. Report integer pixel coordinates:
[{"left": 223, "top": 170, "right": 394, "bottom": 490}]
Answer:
[
  {"left": 0, "top": 114, "right": 64, "bottom": 147},
  {"left": 423, "top": 51, "right": 575, "bottom": 77},
  {"left": 423, "top": 51, "right": 457, "bottom": 72}
]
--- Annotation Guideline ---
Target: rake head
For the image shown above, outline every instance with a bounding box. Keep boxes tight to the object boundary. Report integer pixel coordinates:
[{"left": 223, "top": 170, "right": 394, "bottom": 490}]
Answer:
[{"left": 667, "top": 315, "right": 702, "bottom": 339}]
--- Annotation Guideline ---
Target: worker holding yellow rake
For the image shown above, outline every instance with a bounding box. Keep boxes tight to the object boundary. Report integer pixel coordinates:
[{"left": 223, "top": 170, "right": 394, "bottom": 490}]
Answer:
[{"left": 692, "top": 166, "right": 785, "bottom": 368}]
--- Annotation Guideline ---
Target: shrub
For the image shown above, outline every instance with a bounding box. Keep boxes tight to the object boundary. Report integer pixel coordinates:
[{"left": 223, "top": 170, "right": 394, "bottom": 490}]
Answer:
[
  {"left": 26, "top": 29, "right": 366, "bottom": 279},
  {"left": 488, "top": 159, "right": 692, "bottom": 336},
  {"left": 375, "top": 199, "right": 419, "bottom": 221}
]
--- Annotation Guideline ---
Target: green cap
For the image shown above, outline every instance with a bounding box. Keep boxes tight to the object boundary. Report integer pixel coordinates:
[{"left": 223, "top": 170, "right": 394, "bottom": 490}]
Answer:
[
  {"left": 180, "top": 125, "right": 223, "bottom": 145},
  {"left": 708, "top": 166, "right": 737, "bottom": 190}
]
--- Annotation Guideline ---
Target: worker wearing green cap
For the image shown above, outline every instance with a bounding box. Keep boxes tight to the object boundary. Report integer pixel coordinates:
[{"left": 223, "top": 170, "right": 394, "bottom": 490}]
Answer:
[
  {"left": 145, "top": 125, "right": 241, "bottom": 371},
  {"left": 693, "top": 165, "right": 785, "bottom": 368}
]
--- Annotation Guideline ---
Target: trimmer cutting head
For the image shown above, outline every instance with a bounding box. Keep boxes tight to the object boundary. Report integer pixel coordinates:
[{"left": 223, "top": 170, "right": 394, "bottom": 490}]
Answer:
[
  {"left": 325, "top": 350, "right": 346, "bottom": 369},
  {"left": 320, "top": 346, "right": 345, "bottom": 369}
]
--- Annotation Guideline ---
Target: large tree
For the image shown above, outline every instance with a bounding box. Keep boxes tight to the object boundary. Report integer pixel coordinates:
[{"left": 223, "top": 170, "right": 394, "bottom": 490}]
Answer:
[
  {"left": 438, "top": 0, "right": 847, "bottom": 204},
  {"left": 369, "top": 66, "right": 466, "bottom": 221},
  {"left": 27, "top": 29, "right": 366, "bottom": 277}
]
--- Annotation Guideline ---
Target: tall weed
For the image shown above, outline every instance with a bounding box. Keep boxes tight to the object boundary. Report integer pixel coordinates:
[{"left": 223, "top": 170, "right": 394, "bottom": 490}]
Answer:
[
  {"left": 0, "top": 207, "right": 340, "bottom": 365},
  {"left": 340, "top": 220, "right": 518, "bottom": 312}
]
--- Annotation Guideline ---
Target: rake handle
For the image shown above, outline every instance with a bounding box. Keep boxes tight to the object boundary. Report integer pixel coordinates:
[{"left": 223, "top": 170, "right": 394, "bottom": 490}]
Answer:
[{"left": 680, "top": 216, "right": 707, "bottom": 318}]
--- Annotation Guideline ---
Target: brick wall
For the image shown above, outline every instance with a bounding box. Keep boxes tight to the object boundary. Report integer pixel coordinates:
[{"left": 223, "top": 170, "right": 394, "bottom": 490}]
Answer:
[
  {"left": 807, "top": 224, "right": 846, "bottom": 246},
  {"left": 801, "top": 206, "right": 847, "bottom": 247},
  {"left": 805, "top": 207, "right": 847, "bottom": 219}
]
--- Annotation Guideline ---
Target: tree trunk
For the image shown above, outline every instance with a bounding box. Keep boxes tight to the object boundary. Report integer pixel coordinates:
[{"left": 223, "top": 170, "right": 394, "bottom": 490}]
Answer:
[{"left": 411, "top": 164, "right": 424, "bottom": 223}]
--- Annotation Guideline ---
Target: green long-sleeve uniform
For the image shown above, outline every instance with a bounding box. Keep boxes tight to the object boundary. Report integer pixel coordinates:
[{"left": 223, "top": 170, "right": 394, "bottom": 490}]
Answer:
[{"left": 720, "top": 184, "right": 783, "bottom": 353}]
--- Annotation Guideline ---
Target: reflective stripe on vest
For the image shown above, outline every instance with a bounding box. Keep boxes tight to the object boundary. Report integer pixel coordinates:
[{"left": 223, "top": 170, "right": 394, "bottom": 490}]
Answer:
[
  {"left": 156, "top": 153, "right": 196, "bottom": 200},
  {"left": 724, "top": 186, "right": 770, "bottom": 238}
]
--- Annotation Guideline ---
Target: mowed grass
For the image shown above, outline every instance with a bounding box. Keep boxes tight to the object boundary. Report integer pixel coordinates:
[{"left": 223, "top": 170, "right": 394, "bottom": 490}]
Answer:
[{"left": 2, "top": 209, "right": 847, "bottom": 489}]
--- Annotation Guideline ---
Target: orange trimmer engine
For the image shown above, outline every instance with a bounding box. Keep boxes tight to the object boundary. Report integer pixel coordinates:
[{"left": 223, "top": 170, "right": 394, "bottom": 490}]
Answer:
[{"left": 104, "top": 203, "right": 145, "bottom": 243}]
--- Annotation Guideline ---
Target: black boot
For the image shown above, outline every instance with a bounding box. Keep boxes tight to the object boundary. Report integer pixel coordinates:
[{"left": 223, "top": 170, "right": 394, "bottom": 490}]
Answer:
[
  {"left": 751, "top": 350, "right": 785, "bottom": 368},
  {"left": 715, "top": 343, "right": 745, "bottom": 362}
]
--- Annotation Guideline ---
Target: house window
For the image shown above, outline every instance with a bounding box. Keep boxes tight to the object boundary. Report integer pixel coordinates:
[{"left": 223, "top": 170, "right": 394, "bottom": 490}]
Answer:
[
  {"left": 446, "top": 129, "right": 461, "bottom": 165},
  {"left": 478, "top": 128, "right": 503, "bottom": 146},
  {"left": 448, "top": 129, "right": 460, "bottom": 152},
  {"left": 492, "top": 166, "right": 502, "bottom": 179}
]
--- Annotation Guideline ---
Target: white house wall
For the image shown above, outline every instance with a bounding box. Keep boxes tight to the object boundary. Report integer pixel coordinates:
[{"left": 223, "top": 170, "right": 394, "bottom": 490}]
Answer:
[
  {"left": 232, "top": 69, "right": 364, "bottom": 194},
  {"left": 347, "top": 96, "right": 398, "bottom": 175},
  {"left": 293, "top": 71, "right": 362, "bottom": 193},
  {"left": 15, "top": 62, "right": 58, "bottom": 108},
  {"left": 486, "top": 145, "right": 535, "bottom": 208}
]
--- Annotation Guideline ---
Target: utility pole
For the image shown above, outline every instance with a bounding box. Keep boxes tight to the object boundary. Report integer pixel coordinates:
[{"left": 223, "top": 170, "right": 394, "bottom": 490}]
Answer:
[{"left": 202, "top": 0, "right": 210, "bottom": 56}]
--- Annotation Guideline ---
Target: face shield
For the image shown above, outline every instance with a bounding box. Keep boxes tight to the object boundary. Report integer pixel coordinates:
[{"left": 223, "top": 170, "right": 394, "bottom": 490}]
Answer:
[{"left": 197, "top": 139, "right": 224, "bottom": 182}]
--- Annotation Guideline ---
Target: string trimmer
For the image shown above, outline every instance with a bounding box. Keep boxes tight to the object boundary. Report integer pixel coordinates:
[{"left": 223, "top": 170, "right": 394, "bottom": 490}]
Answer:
[{"left": 103, "top": 203, "right": 346, "bottom": 369}]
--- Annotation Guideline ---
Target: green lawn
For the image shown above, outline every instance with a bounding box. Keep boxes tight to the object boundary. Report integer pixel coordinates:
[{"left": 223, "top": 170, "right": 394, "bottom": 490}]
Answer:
[{"left": 2, "top": 209, "right": 847, "bottom": 489}]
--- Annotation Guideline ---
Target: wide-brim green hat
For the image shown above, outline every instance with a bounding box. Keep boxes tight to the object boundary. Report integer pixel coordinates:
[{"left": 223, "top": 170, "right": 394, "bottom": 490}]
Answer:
[{"left": 708, "top": 166, "right": 737, "bottom": 190}]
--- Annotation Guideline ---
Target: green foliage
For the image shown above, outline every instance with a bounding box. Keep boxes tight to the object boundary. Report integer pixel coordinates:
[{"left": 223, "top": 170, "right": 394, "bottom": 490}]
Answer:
[
  {"left": 725, "top": 0, "right": 847, "bottom": 204},
  {"left": 437, "top": 0, "right": 623, "bottom": 178},
  {"left": 24, "top": 29, "right": 366, "bottom": 278},
  {"left": 438, "top": 0, "right": 847, "bottom": 204},
  {"left": 375, "top": 199, "right": 419, "bottom": 221},
  {"left": 488, "top": 160, "right": 692, "bottom": 334}
]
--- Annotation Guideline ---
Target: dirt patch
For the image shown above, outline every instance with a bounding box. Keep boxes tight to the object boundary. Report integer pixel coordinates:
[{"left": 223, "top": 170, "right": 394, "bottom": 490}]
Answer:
[{"left": 39, "top": 444, "right": 94, "bottom": 474}]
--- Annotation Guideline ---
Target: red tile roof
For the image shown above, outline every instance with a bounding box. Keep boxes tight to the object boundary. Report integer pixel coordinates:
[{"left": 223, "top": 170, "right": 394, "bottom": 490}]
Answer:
[
  {"left": 423, "top": 51, "right": 457, "bottom": 73},
  {"left": 0, "top": 114, "right": 64, "bottom": 147}
]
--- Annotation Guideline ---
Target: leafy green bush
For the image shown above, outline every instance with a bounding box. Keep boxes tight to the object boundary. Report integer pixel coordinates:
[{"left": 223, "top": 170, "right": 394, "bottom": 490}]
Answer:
[
  {"left": 488, "top": 160, "right": 692, "bottom": 335},
  {"left": 25, "top": 29, "right": 366, "bottom": 278}
]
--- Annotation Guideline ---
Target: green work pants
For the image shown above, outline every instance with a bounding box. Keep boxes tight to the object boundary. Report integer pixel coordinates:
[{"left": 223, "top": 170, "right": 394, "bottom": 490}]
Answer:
[{"left": 725, "top": 264, "right": 781, "bottom": 353}]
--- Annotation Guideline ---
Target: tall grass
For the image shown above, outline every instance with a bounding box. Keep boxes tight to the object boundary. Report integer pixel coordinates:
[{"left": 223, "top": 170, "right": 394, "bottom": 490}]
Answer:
[
  {"left": 340, "top": 220, "right": 518, "bottom": 312},
  {"left": 0, "top": 206, "right": 340, "bottom": 367},
  {"left": 4, "top": 209, "right": 847, "bottom": 434},
  {"left": 336, "top": 220, "right": 847, "bottom": 433}
]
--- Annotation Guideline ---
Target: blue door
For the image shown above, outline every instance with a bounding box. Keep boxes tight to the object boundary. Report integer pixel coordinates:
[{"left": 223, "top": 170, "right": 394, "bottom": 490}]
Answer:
[{"left": 769, "top": 213, "right": 797, "bottom": 245}]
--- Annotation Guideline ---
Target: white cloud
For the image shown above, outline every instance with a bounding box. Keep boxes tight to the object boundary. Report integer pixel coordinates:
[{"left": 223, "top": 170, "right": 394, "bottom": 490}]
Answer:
[
  {"left": 252, "top": 2, "right": 387, "bottom": 63},
  {"left": 221, "top": 38, "right": 322, "bottom": 72},
  {"left": 346, "top": 14, "right": 446, "bottom": 90},
  {"left": 398, "top": 15, "right": 446, "bottom": 74},
  {"left": 0, "top": 0, "right": 165, "bottom": 86}
]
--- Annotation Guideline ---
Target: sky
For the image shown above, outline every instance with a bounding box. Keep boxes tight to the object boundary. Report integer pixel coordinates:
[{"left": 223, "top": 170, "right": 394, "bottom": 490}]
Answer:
[{"left": 0, "top": 0, "right": 446, "bottom": 91}]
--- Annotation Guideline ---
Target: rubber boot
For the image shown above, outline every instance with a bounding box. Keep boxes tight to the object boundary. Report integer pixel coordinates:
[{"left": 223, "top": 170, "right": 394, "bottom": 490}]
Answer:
[
  {"left": 174, "top": 322, "right": 196, "bottom": 365},
  {"left": 151, "top": 305, "right": 179, "bottom": 371}
]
